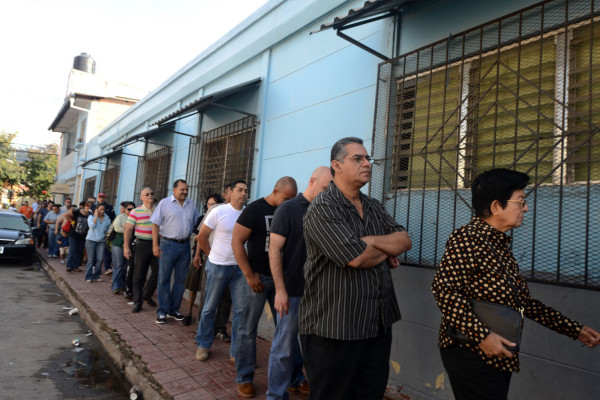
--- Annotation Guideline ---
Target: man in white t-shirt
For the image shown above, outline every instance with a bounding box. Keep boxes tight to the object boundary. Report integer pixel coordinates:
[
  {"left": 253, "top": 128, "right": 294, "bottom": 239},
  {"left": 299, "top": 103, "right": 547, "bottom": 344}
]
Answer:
[{"left": 195, "top": 180, "right": 248, "bottom": 363}]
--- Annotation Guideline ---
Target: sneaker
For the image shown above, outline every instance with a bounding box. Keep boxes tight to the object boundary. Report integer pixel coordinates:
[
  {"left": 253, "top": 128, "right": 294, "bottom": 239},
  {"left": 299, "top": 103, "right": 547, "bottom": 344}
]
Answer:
[
  {"left": 73, "top": 268, "right": 82, "bottom": 272},
  {"left": 182, "top": 315, "right": 192, "bottom": 326},
  {"left": 104, "top": 269, "right": 113, "bottom": 275},
  {"left": 237, "top": 383, "right": 255, "bottom": 398},
  {"left": 124, "top": 291, "right": 133, "bottom": 299},
  {"left": 156, "top": 314, "right": 167, "bottom": 324},
  {"left": 86, "top": 279, "right": 92, "bottom": 283},
  {"left": 195, "top": 347, "right": 208, "bottom": 361},
  {"left": 131, "top": 304, "right": 142, "bottom": 313},
  {"left": 215, "top": 331, "right": 231, "bottom": 342},
  {"left": 112, "top": 288, "right": 123, "bottom": 295},
  {"left": 92, "top": 278, "right": 103, "bottom": 282},
  {"left": 60, "top": 260, "right": 65, "bottom": 264},
  {"left": 167, "top": 312, "right": 184, "bottom": 321}
]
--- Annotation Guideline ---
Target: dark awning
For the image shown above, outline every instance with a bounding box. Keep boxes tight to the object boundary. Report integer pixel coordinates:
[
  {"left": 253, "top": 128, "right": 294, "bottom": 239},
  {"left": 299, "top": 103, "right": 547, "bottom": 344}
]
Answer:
[
  {"left": 111, "top": 127, "right": 162, "bottom": 150},
  {"left": 311, "top": 0, "right": 411, "bottom": 61},
  {"left": 153, "top": 78, "right": 261, "bottom": 126},
  {"left": 81, "top": 149, "right": 123, "bottom": 168}
]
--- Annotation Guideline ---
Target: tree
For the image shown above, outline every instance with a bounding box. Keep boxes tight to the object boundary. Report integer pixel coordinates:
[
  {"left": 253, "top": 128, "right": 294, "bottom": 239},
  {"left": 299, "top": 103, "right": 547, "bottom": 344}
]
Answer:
[
  {"left": 20, "top": 144, "right": 58, "bottom": 198},
  {"left": 0, "top": 132, "right": 25, "bottom": 186}
]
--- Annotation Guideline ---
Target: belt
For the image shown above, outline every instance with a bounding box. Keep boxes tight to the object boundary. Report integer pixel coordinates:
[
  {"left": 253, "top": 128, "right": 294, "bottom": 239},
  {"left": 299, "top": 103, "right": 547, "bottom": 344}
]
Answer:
[{"left": 162, "top": 237, "right": 189, "bottom": 244}]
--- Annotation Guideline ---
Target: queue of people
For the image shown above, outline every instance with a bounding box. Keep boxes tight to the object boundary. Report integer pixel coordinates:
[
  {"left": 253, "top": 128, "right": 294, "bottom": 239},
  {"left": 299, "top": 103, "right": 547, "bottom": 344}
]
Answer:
[{"left": 19, "top": 136, "right": 600, "bottom": 400}]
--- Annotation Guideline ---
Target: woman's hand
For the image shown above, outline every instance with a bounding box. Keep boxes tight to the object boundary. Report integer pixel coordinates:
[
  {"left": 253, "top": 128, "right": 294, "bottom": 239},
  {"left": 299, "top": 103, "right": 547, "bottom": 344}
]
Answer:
[
  {"left": 478, "top": 331, "right": 515, "bottom": 359},
  {"left": 578, "top": 325, "right": 600, "bottom": 348}
]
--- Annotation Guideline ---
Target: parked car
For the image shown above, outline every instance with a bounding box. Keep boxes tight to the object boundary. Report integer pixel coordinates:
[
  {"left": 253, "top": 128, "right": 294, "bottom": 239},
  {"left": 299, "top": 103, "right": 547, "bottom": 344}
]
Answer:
[{"left": 0, "top": 210, "right": 36, "bottom": 265}]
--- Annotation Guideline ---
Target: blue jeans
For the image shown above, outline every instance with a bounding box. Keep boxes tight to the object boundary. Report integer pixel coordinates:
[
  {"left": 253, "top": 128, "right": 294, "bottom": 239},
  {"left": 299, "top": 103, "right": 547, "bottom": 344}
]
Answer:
[
  {"left": 47, "top": 229, "right": 59, "bottom": 257},
  {"left": 157, "top": 239, "right": 191, "bottom": 316},
  {"left": 236, "top": 274, "right": 277, "bottom": 384},
  {"left": 85, "top": 240, "right": 105, "bottom": 281},
  {"left": 111, "top": 245, "right": 127, "bottom": 291},
  {"left": 66, "top": 237, "right": 84, "bottom": 271},
  {"left": 266, "top": 296, "right": 305, "bottom": 400},
  {"left": 196, "top": 260, "right": 245, "bottom": 358}
]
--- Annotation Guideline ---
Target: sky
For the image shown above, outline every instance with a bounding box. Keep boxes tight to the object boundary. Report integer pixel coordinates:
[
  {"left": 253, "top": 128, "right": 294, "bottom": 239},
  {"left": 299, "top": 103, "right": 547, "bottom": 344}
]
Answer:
[{"left": 0, "top": 0, "right": 270, "bottom": 149}]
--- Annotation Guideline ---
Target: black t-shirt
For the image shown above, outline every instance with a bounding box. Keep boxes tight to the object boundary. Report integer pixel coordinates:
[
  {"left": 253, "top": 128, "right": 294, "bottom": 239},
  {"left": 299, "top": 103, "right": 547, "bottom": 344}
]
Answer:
[
  {"left": 69, "top": 209, "right": 92, "bottom": 240},
  {"left": 270, "top": 194, "right": 310, "bottom": 296},
  {"left": 236, "top": 197, "right": 276, "bottom": 276}
]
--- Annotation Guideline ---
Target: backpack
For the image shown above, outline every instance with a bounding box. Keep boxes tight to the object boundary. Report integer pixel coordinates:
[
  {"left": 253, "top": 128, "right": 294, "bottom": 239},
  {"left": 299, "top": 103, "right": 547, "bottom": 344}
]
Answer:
[{"left": 74, "top": 213, "right": 89, "bottom": 236}]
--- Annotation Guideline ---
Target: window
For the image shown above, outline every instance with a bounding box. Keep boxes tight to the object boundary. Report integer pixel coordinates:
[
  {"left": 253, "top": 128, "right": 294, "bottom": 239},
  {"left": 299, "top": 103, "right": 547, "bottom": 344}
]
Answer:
[
  {"left": 82, "top": 177, "right": 96, "bottom": 202},
  {"left": 373, "top": 0, "right": 600, "bottom": 289},
  {"left": 100, "top": 165, "right": 120, "bottom": 206},
  {"left": 186, "top": 116, "right": 256, "bottom": 207},
  {"left": 133, "top": 147, "right": 172, "bottom": 204}
]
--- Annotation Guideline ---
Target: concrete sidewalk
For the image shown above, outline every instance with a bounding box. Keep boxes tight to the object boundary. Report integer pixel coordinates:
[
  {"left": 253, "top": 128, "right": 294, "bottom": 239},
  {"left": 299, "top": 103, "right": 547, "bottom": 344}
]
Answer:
[{"left": 38, "top": 250, "right": 306, "bottom": 400}]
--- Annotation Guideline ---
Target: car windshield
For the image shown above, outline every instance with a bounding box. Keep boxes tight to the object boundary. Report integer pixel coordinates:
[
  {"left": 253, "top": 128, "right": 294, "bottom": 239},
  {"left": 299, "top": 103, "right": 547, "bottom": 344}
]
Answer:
[{"left": 0, "top": 214, "right": 30, "bottom": 231}]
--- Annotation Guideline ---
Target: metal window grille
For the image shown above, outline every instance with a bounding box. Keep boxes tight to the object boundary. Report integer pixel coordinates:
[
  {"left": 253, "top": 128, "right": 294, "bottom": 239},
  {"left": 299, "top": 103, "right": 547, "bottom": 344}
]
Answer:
[
  {"left": 371, "top": 0, "right": 600, "bottom": 289},
  {"left": 133, "top": 147, "right": 172, "bottom": 204},
  {"left": 82, "top": 177, "right": 96, "bottom": 202},
  {"left": 186, "top": 116, "right": 256, "bottom": 208},
  {"left": 99, "top": 166, "right": 119, "bottom": 206}
]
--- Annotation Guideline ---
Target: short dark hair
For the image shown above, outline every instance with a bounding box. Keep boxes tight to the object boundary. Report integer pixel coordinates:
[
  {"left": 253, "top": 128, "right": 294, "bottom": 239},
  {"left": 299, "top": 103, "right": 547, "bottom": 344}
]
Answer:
[
  {"left": 204, "top": 193, "right": 224, "bottom": 212},
  {"left": 79, "top": 201, "right": 86, "bottom": 207},
  {"left": 223, "top": 182, "right": 232, "bottom": 191},
  {"left": 330, "top": 137, "right": 364, "bottom": 176},
  {"left": 120, "top": 201, "right": 129, "bottom": 208},
  {"left": 65, "top": 197, "right": 72, "bottom": 201},
  {"left": 230, "top": 180, "right": 247, "bottom": 190},
  {"left": 173, "top": 179, "right": 187, "bottom": 189},
  {"left": 126, "top": 201, "right": 136, "bottom": 208},
  {"left": 472, "top": 168, "right": 530, "bottom": 218},
  {"left": 53, "top": 204, "right": 61, "bottom": 209}
]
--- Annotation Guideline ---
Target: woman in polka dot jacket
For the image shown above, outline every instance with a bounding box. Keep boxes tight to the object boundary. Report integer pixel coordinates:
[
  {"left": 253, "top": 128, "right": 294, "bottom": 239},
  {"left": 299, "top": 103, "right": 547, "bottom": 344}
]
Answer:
[{"left": 431, "top": 168, "right": 599, "bottom": 400}]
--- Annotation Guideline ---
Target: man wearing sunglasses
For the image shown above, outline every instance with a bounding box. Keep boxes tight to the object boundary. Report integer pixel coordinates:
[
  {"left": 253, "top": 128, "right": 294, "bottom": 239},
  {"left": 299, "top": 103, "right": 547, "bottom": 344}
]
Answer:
[{"left": 124, "top": 187, "right": 159, "bottom": 313}]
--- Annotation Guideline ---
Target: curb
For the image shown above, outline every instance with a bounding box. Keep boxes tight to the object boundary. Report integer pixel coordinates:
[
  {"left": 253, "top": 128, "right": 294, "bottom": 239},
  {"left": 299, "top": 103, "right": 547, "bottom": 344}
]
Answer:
[{"left": 38, "top": 254, "right": 173, "bottom": 400}]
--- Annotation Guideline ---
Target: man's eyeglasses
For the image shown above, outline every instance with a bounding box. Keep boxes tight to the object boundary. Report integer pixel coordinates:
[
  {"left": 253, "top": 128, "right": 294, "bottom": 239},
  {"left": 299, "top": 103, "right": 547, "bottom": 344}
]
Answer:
[
  {"left": 507, "top": 199, "right": 527, "bottom": 208},
  {"left": 341, "top": 155, "right": 374, "bottom": 164},
  {"left": 143, "top": 192, "right": 155, "bottom": 196}
]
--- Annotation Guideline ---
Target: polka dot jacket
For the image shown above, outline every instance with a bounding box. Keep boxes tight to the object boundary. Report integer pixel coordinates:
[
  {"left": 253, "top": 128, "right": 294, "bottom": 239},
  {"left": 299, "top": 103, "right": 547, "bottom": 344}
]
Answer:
[{"left": 431, "top": 217, "right": 582, "bottom": 372}]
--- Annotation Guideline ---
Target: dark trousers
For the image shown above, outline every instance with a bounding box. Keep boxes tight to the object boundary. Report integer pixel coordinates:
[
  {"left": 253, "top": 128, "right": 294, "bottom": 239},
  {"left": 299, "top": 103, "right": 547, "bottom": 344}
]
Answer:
[
  {"left": 300, "top": 327, "right": 392, "bottom": 400},
  {"left": 66, "top": 237, "right": 85, "bottom": 271},
  {"left": 132, "top": 239, "right": 159, "bottom": 308},
  {"left": 440, "top": 345, "right": 512, "bottom": 400},
  {"left": 196, "top": 266, "right": 232, "bottom": 333},
  {"left": 126, "top": 252, "right": 135, "bottom": 293}
]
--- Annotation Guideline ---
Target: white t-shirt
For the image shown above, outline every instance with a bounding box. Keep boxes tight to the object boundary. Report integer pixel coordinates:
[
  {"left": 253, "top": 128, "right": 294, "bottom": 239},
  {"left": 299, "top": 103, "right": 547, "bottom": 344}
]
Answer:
[{"left": 203, "top": 203, "right": 243, "bottom": 265}]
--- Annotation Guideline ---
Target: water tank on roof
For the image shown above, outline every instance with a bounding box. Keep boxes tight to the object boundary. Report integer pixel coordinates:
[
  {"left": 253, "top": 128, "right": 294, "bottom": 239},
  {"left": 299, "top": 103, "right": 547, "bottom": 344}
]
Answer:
[{"left": 73, "top": 53, "right": 96, "bottom": 74}]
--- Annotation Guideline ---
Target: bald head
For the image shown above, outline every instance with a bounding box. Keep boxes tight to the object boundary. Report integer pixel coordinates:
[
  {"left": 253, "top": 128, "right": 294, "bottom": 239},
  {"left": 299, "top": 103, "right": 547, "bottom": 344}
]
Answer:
[
  {"left": 304, "top": 166, "right": 333, "bottom": 202},
  {"left": 269, "top": 176, "right": 298, "bottom": 207}
]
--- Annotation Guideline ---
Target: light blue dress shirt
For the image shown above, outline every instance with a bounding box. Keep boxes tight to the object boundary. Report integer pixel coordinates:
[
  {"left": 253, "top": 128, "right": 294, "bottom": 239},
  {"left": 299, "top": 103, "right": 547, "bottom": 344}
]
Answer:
[
  {"left": 86, "top": 215, "right": 112, "bottom": 242},
  {"left": 150, "top": 195, "right": 199, "bottom": 240}
]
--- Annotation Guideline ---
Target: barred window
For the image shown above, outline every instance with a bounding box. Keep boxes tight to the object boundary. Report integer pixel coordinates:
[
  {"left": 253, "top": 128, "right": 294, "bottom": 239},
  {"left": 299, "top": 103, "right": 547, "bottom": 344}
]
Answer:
[
  {"left": 133, "top": 147, "right": 172, "bottom": 204},
  {"left": 372, "top": 0, "right": 600, "bottom": 289},
  {"left": 82, "top": 176, "right": 96, "bottom": 202},
  {"left": 100, "top": 166, "right": 120, "bottom": 206},
  {"left": 186, "top": 116, "right": 256, "bottom": 207}
]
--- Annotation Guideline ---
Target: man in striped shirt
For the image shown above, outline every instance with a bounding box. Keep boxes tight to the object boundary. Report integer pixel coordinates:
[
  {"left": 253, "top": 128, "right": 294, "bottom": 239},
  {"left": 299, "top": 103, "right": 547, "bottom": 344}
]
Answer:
[
  {"left": 298, "top": 137, "right": 412, "bottom": 400},
  {"left": 124, "top": 187, "right": 159, "bottom": 313}
]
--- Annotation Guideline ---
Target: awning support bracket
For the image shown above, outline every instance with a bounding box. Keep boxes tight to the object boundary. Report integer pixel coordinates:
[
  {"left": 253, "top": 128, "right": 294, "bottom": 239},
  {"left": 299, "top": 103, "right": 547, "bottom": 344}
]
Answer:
[{"left": 210, "top": 102, "right": 254, "bottom": 117}]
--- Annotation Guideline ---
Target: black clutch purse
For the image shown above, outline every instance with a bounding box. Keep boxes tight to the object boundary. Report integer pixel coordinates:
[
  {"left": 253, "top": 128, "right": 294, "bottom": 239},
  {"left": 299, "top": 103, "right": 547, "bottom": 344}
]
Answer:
[{"left": 448, "top": 300, "right": 523, "bottom": 352}]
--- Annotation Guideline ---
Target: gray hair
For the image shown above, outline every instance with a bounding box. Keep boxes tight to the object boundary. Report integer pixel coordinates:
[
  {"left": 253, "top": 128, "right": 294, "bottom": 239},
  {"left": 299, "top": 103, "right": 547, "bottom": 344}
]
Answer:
[{"left": 330, "top": 137, "right": 363, "bottom": 176}]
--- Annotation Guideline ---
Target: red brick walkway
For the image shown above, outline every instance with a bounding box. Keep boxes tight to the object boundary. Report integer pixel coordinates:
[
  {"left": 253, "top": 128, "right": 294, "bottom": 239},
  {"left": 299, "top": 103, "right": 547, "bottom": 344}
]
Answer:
[{"left": 39, "top": 251, "right": 305, "bottom": 400}]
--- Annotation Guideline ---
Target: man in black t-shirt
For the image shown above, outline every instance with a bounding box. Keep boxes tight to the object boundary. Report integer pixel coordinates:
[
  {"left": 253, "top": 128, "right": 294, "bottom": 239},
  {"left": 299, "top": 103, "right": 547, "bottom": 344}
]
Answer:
[
  {"left": 266, "top": 167, "right": 332, "bottom": 399},
  {"left": 232, "top": 177, "right": 297, "bottom": 398}
]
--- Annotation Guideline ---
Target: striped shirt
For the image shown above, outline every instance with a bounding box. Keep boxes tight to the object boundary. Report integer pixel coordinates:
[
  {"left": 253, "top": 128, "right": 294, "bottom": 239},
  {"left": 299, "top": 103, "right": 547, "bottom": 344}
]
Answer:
[
  {"left": 298, "top": 181, "right": 404, "bottom": 340},
  {"left": 127, "top": 204, "right": 155, "bottom": 240}
]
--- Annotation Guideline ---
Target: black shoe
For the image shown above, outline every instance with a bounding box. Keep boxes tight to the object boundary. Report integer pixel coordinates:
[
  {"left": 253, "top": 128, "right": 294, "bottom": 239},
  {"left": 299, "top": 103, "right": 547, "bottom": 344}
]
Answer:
[
  {"left": 131, "top": 304, "right": 142, "bottom": 313},
  {"left": 124, "top": 291, "right": 133, "bottom": 299},
  {"left": 167, "top": 312, "right": 184, "bottom": 321},
  {"left": 215, "top": 331, "right": 231, "bottom": 342},
  {"left": 145, "top": 297, "right": 157, "bottom": 307},
  {"left": 182, "top": 315, "right": 192, "bottom": 326},
  {"left": 156, "top": 314, "right": 167, "bottom": 324}
]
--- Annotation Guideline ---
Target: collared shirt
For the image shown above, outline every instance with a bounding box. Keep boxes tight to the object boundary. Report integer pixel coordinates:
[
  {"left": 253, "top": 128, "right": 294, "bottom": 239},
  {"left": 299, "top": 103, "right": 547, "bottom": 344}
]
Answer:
[
  {"left": 431, "top": 217, "right": 582, "bottom": 372},
  {"left": 86, "top": 215, "right": 111, "bottom": 242},
  {"left": 150, "top": 195, "right": 199, "bottom": 240},
  {"left": 270, "top": 193, "right": 310, "bottom": 297},
  {"left": 299, "top": 181, "right": 405, "bottom": 341},
  {"left": 127, "top": 204, "right": 155, "bottom": 240}
]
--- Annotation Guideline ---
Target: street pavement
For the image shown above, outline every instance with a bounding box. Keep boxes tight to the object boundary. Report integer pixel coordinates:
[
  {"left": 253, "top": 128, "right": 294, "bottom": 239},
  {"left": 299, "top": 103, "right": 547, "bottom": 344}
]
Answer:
[
  {"left": 0, "top": 259, "right": 127, "bottom": 399},
  {"left": 37, "top": 251, "right": 308, "bottom": 400}
]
